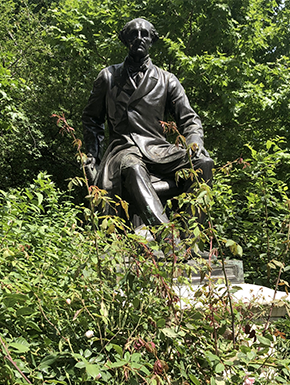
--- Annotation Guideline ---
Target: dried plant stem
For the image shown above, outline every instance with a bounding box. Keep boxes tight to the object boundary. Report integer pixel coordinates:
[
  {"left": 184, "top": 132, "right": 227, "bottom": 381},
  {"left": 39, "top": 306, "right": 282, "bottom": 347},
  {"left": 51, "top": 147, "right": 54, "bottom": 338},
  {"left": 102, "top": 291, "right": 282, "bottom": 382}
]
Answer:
[
  {"left": 51, "top": 113, "right": 102, "bottom": 276},
  {"left": 177, "top": 128, "right": 237, "bottom": 346},
  {"left": 207, "top": 215, "right": 236, "bottom": 346}
]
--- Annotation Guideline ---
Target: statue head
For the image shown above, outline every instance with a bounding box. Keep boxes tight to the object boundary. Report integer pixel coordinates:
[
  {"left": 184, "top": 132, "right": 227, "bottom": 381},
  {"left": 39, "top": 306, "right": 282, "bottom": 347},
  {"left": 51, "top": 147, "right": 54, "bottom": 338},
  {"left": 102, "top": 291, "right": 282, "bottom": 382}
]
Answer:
[{"left": 119, "top": 18, "right": 159, "bottom": 60}]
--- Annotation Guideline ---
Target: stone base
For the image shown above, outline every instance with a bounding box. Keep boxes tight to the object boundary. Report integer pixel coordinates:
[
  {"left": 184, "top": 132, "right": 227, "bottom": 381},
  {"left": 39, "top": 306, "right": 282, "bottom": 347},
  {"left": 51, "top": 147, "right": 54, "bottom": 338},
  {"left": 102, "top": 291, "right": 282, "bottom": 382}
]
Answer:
[
  {"left": 173, "top": 283, "right": 290, "bottom": 320},
  {"left": 185, "top": 259, "right": 244, "bottom": 285}
]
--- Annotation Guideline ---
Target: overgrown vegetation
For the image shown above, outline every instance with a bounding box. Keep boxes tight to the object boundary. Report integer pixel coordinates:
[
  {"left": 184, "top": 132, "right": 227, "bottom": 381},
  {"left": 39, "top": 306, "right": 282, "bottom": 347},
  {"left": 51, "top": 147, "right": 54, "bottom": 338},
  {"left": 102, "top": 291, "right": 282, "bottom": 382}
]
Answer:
[
  {"left": 1, "top": 138, "right": 290, "bottom": 383},
  {"left": 211, "top": 138, "right": 290, "bottom": 287}
]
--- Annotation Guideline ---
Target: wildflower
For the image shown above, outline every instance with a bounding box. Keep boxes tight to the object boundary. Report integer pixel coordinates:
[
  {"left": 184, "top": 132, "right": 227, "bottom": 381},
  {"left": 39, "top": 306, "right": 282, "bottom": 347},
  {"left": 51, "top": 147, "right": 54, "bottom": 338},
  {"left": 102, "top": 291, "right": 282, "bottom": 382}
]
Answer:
[
  {"left": 85, "top": 330, "right": 94, "bottom": 338},
  {"left": 244, "top": 377, "right": 255, "bottom": 385},
  {"left": 66, "top": 299, "right": 71, "bottom": 305}
]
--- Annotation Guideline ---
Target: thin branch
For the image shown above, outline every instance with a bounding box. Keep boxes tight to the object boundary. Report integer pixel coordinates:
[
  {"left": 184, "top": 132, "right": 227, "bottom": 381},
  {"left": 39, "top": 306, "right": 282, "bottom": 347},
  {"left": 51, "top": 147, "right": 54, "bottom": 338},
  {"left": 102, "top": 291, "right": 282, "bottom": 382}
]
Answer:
[{"left": 0, "top": 335, "right": 32, "bottom": 384}]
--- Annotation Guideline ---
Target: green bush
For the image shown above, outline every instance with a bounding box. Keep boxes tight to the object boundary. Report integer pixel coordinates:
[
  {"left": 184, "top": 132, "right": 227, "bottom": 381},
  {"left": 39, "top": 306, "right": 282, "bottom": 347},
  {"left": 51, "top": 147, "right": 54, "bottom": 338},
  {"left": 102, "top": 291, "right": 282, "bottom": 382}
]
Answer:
[
  {"left": 211, "top": 138, "right": 290, "bottom": 286},
  {"left": 1, "top": 171, "right": 290, "bottom": 384}
]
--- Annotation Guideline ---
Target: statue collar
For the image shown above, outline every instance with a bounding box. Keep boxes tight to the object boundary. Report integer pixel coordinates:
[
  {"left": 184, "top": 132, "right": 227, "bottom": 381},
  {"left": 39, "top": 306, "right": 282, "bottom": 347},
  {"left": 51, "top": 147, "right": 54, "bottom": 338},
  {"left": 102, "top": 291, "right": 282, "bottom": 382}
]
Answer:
[{"left": 124, "top": 55, "right": 151, "bottom": 74}]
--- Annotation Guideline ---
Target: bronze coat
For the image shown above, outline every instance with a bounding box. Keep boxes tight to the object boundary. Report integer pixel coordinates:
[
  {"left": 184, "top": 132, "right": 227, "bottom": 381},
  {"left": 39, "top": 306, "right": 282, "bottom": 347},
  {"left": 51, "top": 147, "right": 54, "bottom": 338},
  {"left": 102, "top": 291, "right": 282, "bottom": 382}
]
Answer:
[{"left": 82, "top": 59, "right": 205, "bottom": 198}]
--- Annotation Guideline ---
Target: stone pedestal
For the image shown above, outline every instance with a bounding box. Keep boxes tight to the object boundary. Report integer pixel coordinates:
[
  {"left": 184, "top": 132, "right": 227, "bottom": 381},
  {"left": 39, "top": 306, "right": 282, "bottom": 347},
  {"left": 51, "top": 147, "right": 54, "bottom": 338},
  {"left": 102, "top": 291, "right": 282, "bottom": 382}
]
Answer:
[
  {"left": 173, "top": 282, "right": 290, "bottom": 320},
  {"left": 186, "top": 259, "right": 244, "bottom": 285},
  {"left": 134, "top": 226, "right": 289, "bottom": 320}
]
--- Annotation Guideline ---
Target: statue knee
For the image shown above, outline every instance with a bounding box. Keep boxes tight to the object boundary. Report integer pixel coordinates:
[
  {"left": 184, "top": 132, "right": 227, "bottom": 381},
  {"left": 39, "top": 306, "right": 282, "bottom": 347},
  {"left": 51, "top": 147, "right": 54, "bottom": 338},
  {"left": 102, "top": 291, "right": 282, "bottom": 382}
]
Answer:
[
  {"left": 122, "top": 162, "right": 146, "bottom": 180},
  {"left": 196, "top": 157, "right": 214, "bottom": 184},
  {"left": 121, "top": 158, "right": 151, "bottom": 194}
]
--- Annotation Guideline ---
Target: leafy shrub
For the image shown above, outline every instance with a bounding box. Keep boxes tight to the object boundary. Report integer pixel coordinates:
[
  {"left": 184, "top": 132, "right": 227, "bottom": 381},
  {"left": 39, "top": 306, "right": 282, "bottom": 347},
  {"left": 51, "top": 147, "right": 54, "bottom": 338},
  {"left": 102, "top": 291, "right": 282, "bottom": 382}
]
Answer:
[
  {"left": 211, "top": 138, "right": 290, "bottom": 286},
  {"left": 1, "top": 172, "right": 290, "bottom": 384}
]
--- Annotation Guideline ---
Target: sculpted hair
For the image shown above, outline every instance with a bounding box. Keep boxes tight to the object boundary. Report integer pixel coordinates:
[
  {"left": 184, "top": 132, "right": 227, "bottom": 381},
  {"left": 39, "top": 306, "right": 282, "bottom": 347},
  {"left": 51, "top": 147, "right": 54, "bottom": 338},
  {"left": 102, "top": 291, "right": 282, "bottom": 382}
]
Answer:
[{"left": 118, "top": 18, "right": 159, "bottom": 46}]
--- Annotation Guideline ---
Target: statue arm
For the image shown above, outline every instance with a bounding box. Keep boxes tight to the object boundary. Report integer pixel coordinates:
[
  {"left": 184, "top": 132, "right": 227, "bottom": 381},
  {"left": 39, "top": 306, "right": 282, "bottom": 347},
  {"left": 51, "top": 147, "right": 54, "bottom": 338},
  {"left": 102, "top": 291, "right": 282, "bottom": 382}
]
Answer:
[
  {"left": 167, "top": 74, "right": 208, "bottom": 157},
  {"left": 82, "top": 69, "right": 108, "bottom": 164}
]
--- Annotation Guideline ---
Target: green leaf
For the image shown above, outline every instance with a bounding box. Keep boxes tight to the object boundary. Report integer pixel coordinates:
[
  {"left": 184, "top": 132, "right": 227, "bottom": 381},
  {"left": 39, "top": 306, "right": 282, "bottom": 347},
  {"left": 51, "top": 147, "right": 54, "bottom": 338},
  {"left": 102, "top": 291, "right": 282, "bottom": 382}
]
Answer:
[
  {"left": 3, "top": 248, "right": 14, "bottom": 258},
  {"left": 39, "top": 355, "right": 58, "bottom": 370},
  {"left": 205, "top": 352, "right": 220, "bottom": 363},
  {"left": 236, "top": 244, "right": 243, "bottom": 256},
  {"left": 9, "top": 343, "right": 30, "bottom": 353},
  {"left": 189, "top": 374, "right": 201, "bottom": 385},
  {"left": 161, "top": 327, "right": 178, "bottom": 338},
  {"left": 133, "top": 298, "right": 140, "bottom": 309},
  {"left": 108, "top": 359, "right": 128, "bottom": 368},
  {"left": 266, "top": 140, "right": 273, "bottom": 150},
  {"left": 215, "top": 363, "right": 225, "bottom": 373},
  {"left": 36, "top": 192, "right": 43, "bottom": 206},
  {"left": 84, "top": 349, "right": 92, "bottom": 358},
  {"left": 26, "top": 321, "right": 42, "bottom": 332},
  {"left": 85, "top": 363, "right": 100, "bottom": 378},
  {"left": 16, "top": 307, "right": 35, "bottom": 316},
  {"left": 271, "top": 259, "right": 284, "bottom": 269},
  {"left": 131, "top": 353, "right": 141, "bottom": 362},
  {"left": 75, "top": 361, "right": 86, "bottom": 369},
  {"left": 100, "top": 300, "right": 108, "bottom": 318},
  {"left": 224, "top": 360, "right": 234, "bottom": 366},
  {"left": 139, "top": 365, "right": 150, "bottom": 375},
  {"left": 3, "top": 294, "right": 28, "bottom": 307},
  {"left": 225, "top": 239, "right": 235, "bottom": 247},
  {"left": 247, "top": 351, "right": 256, "bottom": 361},
  {"left": 257, "top": 335, "right": 272, "bottom": 346},
  {"left": 156, "top": 318, "right": 166, "bottom": 328},
  {"left": 111, "top": 344, "right": 123, "bottom": 356}
]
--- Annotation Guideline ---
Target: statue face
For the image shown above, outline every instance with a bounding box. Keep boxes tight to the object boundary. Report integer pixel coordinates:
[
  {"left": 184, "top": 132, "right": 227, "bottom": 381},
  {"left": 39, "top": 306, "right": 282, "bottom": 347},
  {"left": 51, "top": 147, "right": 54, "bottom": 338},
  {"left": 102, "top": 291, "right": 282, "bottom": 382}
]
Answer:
[{"left": 125, "top": 19, "right": 153, "bottom": 59}]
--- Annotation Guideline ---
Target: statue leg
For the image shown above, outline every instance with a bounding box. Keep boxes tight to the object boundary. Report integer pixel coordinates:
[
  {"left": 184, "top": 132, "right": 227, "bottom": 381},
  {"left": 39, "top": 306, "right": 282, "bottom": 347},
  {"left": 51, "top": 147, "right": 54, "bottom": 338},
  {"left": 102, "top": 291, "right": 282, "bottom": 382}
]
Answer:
[{"left": 121, "top": 155, "right": 170, "bottom": 226}]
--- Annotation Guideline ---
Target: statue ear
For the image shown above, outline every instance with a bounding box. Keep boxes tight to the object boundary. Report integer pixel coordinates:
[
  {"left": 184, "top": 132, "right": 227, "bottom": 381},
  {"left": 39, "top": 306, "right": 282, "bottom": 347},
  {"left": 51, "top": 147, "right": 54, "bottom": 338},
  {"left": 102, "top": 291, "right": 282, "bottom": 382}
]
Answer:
[
  {"left": 150, "top": 27, "right": 159, "bottom": 44},
  {"left": 118, "top": 29, "right": 129, "bottom": 47}
]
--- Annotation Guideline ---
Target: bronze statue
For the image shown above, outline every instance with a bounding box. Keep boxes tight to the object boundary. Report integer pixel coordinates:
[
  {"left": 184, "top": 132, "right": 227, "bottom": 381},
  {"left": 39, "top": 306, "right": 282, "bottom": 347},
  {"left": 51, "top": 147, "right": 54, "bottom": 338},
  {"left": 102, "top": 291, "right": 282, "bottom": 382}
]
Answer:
[{"left": 82, "top": 18, "right": 213, "bottom": 232}]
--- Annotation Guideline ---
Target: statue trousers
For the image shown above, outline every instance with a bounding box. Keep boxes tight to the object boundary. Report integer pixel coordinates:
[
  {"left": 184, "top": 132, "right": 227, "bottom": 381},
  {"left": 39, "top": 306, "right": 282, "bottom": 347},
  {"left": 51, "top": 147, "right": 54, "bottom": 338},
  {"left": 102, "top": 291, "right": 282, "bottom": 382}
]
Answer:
[{"left": 120, "top": 153, "right": 214, "bottom": 227}]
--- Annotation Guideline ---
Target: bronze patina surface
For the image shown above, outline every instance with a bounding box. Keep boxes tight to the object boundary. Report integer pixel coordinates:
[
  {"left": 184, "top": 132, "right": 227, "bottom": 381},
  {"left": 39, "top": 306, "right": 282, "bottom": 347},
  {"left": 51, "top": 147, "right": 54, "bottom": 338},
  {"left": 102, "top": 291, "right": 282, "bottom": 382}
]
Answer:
[{"left": 82, "top": 18, "right": 213, "bottom": 227}]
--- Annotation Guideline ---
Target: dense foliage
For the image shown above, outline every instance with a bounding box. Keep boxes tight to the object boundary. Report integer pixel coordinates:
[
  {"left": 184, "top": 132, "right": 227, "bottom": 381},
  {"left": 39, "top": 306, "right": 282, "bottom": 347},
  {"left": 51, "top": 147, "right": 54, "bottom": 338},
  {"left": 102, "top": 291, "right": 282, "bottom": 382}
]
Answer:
[
  {"left": 211, "top": 138, "right": 290, "bottom": 286},
  {"left": 1, "top": 0, "right": 290, "bottom": 190},
  {"left": 1, "top": 173, "right": 290, "bottom": 384}
]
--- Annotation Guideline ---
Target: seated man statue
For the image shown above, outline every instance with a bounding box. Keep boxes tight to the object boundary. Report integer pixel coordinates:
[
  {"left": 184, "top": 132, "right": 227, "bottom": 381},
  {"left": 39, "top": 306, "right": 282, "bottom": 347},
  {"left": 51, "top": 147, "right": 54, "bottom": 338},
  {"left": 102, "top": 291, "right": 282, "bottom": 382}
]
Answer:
[{"left": 82, "top": 18, "right": 214, "bottom": 234}]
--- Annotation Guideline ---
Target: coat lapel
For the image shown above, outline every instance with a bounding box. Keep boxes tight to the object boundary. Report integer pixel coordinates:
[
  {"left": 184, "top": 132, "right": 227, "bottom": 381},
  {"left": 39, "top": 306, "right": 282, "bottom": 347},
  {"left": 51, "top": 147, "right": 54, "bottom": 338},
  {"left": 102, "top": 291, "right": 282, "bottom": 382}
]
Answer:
[
  {"left": 114, "top": 63, "right": 135, "bottom": 98},
  {"left": 128, "top": 62, "right": 158, "bottom": 105},
  {"left": 114, "top": 61, "right": 158, "bottom": 105}
]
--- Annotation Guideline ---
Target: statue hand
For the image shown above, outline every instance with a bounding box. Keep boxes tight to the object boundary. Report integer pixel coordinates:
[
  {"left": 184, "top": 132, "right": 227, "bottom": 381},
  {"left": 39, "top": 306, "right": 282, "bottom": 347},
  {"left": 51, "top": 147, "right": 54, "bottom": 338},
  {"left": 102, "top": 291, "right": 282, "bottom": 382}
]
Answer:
[
  {"left": 196, "top": 145, "right": 210, "bottom": 158},
  {"left": 190, "top": 144, "right": 209, "bottom": 158},
  {"left": 84, "top": 153, "right": 98, "bottom": 170},
  {"left": 83, "top": 153, "right": 98, "bottom": 185}
]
